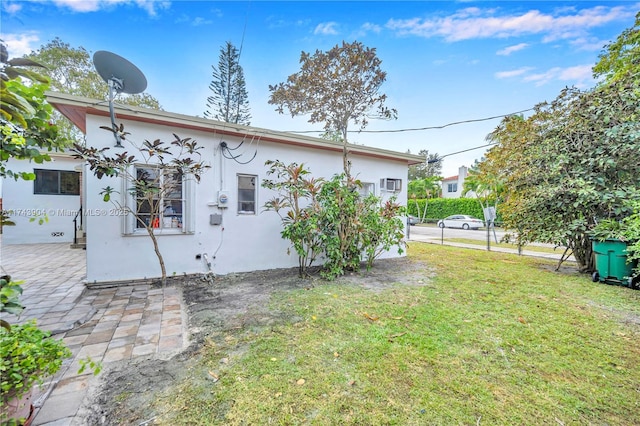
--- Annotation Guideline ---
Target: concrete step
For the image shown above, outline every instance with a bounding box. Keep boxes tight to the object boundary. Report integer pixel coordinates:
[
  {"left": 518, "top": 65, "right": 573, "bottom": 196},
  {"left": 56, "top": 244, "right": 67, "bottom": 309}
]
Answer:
[{"left": 70, "top": 236, "right": 86, "bottom": 250}]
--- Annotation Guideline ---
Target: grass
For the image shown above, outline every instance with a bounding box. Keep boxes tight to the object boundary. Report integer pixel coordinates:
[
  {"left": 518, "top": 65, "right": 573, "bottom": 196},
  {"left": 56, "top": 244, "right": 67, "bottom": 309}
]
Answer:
[
  {"left": 441, "top": 237, "right": 567, "bottom": 255},
  {"left": 152, "top": 243, "right": 640, "bottom": 425}
]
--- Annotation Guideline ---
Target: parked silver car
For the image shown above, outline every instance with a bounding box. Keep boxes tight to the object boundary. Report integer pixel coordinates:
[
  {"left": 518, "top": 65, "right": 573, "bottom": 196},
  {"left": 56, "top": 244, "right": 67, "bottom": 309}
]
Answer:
[{"left": 437, "top": 215, "right": 484, "bottom": 230}]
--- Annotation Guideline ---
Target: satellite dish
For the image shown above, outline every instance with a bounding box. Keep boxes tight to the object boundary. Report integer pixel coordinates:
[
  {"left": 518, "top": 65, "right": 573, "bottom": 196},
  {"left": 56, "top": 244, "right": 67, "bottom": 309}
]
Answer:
[
  {"left": 93, "top": 51, "right": 147, "bottom": 146},
  {"left": 93, "top": 51, "right": 147, "bottom": 94}
]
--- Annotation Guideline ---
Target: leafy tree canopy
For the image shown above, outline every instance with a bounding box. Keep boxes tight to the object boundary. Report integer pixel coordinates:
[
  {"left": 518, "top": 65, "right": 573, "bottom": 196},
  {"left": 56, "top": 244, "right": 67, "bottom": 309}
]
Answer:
[
  {"left": 475, "top": 14, "right": 640, "bottom": 272},
  {"left": 269, "top": 40, "right": 397, "bottom": 176},
  {"left": 593, "top": 11, "right": 640, "bottom": 84},
  {"left": 484, "top": 71, "right": 639, "bottom": 272},
  {"left": 407, "top": 176, "right": 441, "bottom": 200},
  {"left": 408, "top": 149, "right": 442, "bottom": 180},
  {"left": 25, "top": 38, "right": 161, "bottom": 142},
  {"left": 1, "top": 41, "right": 65, "bottom": 181},
  {"left": 26, "top": 38, "right": 161, "bottom": 108},
  {"left": 462, "top": 158, "right": 504, "bottom": 214}
]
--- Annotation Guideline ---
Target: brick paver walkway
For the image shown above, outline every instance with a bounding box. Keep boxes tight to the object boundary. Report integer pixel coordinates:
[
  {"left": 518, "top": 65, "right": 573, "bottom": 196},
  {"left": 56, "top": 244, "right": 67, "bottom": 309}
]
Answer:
[{"left": 0, "top": 242, "right": 186, "bottom": 425}]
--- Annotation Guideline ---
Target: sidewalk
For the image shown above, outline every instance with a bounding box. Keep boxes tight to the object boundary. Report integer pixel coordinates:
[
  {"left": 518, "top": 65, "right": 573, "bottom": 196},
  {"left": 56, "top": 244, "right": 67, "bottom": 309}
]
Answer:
[
  {"left": 0, "top": 242, "right": 187, "bottom": 425},
  {"left": 409, "top": 233, "right": 575, "bottom": 262}
]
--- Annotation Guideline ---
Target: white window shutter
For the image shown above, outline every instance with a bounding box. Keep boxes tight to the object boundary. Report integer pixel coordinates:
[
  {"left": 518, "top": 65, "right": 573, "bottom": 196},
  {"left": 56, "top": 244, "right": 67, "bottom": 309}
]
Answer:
[
  {"left": 183, "top": 175, "right": 196, "bottom": 234},
  {"left": 122, "top": 165, "right": 135, "bottom": 235}
]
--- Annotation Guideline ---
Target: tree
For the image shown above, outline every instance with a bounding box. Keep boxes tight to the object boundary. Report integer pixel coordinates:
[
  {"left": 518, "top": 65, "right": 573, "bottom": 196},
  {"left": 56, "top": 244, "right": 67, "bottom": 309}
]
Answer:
[
  {"left": 262, "top": 160, "right": 324, "bottom": 277},
  {"left": 268, "top": 40, "right": 397, "bottom": 178},
  {"left": 620, "top": 200, "right": 640, "bottom": 277},
  {"left": 26, "top": 38, "right": 162, "bottom": 142},
  {"left": 593, "top": 11, "right": 639, "bottom": 84},
  {"left": 268, "top": 41, "right": 398, "bottom": 271},
  {"left": 1, "top": 41, "right": 64, "bottom": 181},
  {"left": 204, "top": 41, "right": 251, "bottom": 125},
  {"left": 407, "top": 176, "right": 441, "bottom": 222},
  {"left": 462, "top": 160, "right": 504, "bottom": 218},
  {"left": 483, "top": 71, "right": 640, "bottom": 272},
  {"left": 480, "top": 16, "right": 640, "bottom": 272},
  {"left": 263, "top": 162, "right": 405, "bottom": 279},
  {"left": 408, "top": 149, "right": 442, "bottom": 180},
  {"left": 72, "top": 126, "right": 210, "bottom": 286}
]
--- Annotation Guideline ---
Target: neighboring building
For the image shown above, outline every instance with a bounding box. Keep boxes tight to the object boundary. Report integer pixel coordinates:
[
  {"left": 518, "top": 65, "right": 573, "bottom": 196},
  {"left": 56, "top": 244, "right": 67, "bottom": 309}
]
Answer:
[
  {"left": 0, "top": 92, "right": 422, "bottom": 285},
  {"left": 2, "top": 153, "right": 82, "bottom": 244},
  {"left": 441, "top": 166, "right": 469, "bottom": 199}
]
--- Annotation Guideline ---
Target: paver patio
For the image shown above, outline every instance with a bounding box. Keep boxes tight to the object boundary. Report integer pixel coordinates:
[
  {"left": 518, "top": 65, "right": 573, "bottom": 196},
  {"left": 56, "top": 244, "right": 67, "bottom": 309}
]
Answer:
[{"left": 0, "top": 241, "right": 187, "bottom": 425}]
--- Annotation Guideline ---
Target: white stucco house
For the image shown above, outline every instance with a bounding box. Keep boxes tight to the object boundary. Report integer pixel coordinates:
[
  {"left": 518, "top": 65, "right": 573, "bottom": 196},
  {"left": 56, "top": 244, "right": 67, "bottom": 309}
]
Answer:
[
  {"left": 2, "top": 152, "right": 82, "bottom": 244},
  {"left": 2, "top": 92, "right": 423, "bottom": 285},
  {"left": 441, "top": 165, "right": 469, "bottom": 199}
]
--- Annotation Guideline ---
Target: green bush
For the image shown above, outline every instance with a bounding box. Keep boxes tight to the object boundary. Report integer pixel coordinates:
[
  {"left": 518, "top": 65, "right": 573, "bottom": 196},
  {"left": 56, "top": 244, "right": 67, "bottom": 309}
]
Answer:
[
  {"left": 621, "top": 201, "right": 640, "bottom": 277},
  {"left": 407, "top": 198, "right": 489, "bottom": 222},
  {"left": 0, "top": 321, "right": 72, "bottom": 403},
  {"left": 263, "top": 162, "right": 405, "bottom": 279}
]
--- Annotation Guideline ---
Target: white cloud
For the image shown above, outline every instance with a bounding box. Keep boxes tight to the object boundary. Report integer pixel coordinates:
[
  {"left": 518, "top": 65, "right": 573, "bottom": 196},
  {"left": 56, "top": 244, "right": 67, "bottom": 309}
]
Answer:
[
  {"left": 175, "top": 15, "right": 211, "bottom": 26},
  {"left": 495, "top": 67, "right": 534, "bottom": 79},
  {"left": 496, "top": 43, "right": 529, "bottom": 56},
  {"left": 190, "top": 17, "right": 212, "bottom": 26},
  {"left": 2, "top": 2, "right": 22, "bottom": 14},
  {"left": 135, "top": 0, "right": 170, "bottom": 17},
  {"left": 209, "top": 8, "right": 223, "bottom": 19},
  {"left": 558, "top": 64, "right": 593, "bottom": 81},
  {"left": 361, "top": 22, "right": 382, "bottom": 34},
  {"left": 523, "top": 64, "right": 594, "bottom": 86},
  {"left": 314, "top": 22, "right": 339, "bottom": 36},
  {"left": 52, "top": 0, "right": 104, "bottom": 13},
  {"left": 2, "top": 33, "right": 41, "bottom": 57},
  {"left": 50, "top": 0, "right": 169, "bottom": 16},
  {"left": 570, "top": 37, "right": 608, "bottom": 52},
  {"left": 351, "top": 22, "right": 382, "bottom": 39},
  {"left": 523, "top": 68, "right": 560, "bottom": 86},
  {"left": 385, "top": 5, "right": 636, "bottom": 42}
]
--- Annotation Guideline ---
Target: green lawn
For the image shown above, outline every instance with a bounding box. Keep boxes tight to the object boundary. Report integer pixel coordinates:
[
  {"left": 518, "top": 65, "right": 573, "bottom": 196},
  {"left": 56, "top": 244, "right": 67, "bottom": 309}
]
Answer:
[
  {"left": 153, "top": 243, "right": 640, "bottom": 425},
  {"left": 441, "top": 237, "right": 567, "bottom": 255}
]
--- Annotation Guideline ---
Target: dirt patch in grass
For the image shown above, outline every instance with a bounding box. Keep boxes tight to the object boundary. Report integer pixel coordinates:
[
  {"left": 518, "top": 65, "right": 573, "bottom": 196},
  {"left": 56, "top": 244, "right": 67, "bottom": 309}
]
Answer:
[{"left": 78, "top": 257, "right": 431, "bottom": 425}]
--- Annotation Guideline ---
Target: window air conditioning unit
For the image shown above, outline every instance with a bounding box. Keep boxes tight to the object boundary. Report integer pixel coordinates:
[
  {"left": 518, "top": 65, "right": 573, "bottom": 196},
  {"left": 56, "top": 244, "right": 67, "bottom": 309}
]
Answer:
[{"left": 380, "top": 178, "right": 401, "bottom": 192}]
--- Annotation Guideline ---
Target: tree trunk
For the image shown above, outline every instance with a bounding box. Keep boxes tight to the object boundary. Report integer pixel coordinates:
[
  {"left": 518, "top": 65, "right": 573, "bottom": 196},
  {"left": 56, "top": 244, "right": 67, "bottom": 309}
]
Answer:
[
  {"left": 342, "top": 128, "right": 350, "bottom": 180},
  {"left": 570, "top": 234, "right": 594, "bottom": 273},
  {"left": 146, "top": 226, "right": 167, "bottom": 286},
  {"left": 342, "top": 144, "right": 350, "bottom": 179}
]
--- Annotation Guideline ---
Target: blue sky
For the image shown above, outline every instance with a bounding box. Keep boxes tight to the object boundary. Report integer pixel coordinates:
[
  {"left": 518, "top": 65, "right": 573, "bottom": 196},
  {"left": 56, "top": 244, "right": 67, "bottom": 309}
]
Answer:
[{"left": 2, "top": 0, "right": 638, "bottom": 177}]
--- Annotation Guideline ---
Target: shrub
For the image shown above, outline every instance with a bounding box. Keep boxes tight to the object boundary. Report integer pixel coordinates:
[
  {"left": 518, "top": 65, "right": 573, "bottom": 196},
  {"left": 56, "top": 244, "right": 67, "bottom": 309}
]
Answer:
[
  {"left": 0, "top": 321, "right": 72, "bottom": 403},
  {"left": 621, "top": 201, "right": 640, "bottom": 277},
  {"left": 406, "top": 198, "right": 486, "bottom": 222},
  {"left": 263, "top": 163, "right": 406, "bottom": 279}
]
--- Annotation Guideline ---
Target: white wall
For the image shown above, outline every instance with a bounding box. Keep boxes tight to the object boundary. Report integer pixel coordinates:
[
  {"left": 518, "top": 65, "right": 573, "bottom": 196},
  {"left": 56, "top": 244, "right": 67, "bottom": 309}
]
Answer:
[
  {"left": 441, "top": 166, "right": 468, "bottom": 199},
  {"left": 83, "top": 115, "right": 410, "bottom": 284},
  {"left": 2, "top": 155, "right": 81, "bottom": 244}
]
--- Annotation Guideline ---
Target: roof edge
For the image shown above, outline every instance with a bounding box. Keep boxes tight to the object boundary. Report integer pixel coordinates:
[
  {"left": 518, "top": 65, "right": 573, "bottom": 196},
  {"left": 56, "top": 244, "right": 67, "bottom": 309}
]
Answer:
[{"left": 46, "top": 91, "right": 425, "bottom": 166}]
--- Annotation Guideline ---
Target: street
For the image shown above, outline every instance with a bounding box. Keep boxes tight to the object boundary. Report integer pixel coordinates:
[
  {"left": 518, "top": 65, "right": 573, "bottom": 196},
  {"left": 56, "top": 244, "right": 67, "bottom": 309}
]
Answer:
[{"left": 408, "top": 223, "right": 506, "bottom": 243}]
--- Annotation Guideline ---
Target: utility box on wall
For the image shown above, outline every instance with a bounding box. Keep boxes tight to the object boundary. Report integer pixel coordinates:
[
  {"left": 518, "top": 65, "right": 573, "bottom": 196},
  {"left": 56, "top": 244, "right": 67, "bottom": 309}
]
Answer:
[{"left": 210, "top": 214, "right": 222, "bottom": 226}]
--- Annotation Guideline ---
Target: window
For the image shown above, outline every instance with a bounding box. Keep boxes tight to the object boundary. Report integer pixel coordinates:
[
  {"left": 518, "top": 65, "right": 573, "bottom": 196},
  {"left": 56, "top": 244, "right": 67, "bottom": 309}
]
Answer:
[
  {"left": 447, "top": 183, "right": 458, "bottom": 193},
  {"left": 34, "top": 169, "right": 80, "bottom": 195},
  {"left": 123, "top": 166, "right": 193, "bottom": 234},
  {"left": 380, "top": 178, "right": 402, "bottom": 192},
  {"left": 358, "top": 182, "right": 375, "bottom": 197},
  {"left": 238, "top": 174, "right": 257, "bottom": 214}
]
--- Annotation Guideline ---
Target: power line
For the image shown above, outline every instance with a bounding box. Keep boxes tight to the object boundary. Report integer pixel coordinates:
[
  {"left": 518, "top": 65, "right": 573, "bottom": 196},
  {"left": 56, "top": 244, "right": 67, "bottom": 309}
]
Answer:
[
  {"left": 284, "top": 108, "right": 533, "bottom": 135},
  {"left": 237, "top": 1, "right": 250, "bottom": 60},
  {"left": 427, "top": 143, "right": 495, "bottom": 163}
]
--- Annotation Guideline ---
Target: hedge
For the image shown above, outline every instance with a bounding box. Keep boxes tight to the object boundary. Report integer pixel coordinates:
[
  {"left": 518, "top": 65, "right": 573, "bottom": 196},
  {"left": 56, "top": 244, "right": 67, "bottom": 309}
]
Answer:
[{"left": 407, "top": 198, "right": 487, "bottom": 222}]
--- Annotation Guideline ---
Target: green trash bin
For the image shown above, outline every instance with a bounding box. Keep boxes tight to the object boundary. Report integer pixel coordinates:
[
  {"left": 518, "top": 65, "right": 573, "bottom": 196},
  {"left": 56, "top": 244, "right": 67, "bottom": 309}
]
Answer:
[{"left": 591, "top": 239, "right": 637, "bottom": 288}]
